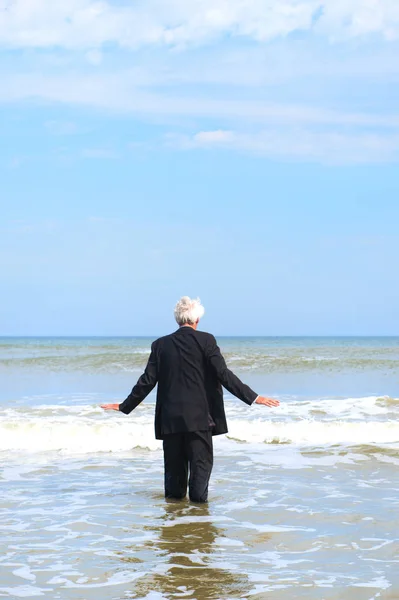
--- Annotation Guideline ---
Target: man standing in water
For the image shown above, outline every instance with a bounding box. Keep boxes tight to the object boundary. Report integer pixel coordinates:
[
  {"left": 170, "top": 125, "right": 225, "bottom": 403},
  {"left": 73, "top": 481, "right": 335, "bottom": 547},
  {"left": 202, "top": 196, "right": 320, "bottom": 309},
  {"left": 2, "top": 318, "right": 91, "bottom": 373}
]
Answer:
[{"left": 101, "top": 296, "right": 279, "bottom": 503}]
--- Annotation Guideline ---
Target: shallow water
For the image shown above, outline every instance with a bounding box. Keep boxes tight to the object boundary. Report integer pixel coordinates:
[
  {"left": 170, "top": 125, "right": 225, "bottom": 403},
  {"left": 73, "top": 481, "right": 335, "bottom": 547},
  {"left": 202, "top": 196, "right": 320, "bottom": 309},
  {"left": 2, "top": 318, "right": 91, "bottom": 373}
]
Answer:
[{"left": 1, "top": 337, "right": 398, "bottom": 599}]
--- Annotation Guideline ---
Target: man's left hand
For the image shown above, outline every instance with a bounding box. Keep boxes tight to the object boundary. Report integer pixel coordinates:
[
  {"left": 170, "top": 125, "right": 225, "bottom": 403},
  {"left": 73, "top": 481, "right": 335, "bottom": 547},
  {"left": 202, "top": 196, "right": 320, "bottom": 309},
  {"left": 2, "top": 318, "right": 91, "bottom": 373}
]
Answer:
[
  {"left": 101, "top": 404, "right": 120, "bottom": 411},
  {"left": 254, "top": 396, "right": 280, "bottom": 407}
]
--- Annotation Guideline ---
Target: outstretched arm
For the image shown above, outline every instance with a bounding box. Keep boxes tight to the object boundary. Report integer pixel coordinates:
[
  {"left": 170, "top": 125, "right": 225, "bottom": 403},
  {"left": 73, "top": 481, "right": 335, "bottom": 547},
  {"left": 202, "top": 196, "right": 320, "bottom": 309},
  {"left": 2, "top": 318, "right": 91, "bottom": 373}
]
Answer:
[
  {"left": 206, "top": 336, "right": 279, "bottom": 408},
  {"left": 101, "top": 343, "right": 158, "bottom": 414}
]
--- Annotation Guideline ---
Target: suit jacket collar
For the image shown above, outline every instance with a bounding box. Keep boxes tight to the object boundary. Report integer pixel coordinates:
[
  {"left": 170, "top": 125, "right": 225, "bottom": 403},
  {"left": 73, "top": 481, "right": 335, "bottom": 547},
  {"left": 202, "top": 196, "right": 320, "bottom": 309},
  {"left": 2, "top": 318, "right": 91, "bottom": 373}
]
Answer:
[{"left": 175, "top": 326, "right": 196, "bottom": 335}]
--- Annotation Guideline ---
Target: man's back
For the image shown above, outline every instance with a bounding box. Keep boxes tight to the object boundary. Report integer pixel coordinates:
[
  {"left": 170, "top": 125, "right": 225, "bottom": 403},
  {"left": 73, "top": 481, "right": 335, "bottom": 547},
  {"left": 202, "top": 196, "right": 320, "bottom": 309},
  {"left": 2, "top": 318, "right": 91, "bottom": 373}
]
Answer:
[
  {"left": 119, "top": 325, "right": 258, "bottom": 439},
  {"left": 154, "top": 326, "right": 212, "bottom": 436}
]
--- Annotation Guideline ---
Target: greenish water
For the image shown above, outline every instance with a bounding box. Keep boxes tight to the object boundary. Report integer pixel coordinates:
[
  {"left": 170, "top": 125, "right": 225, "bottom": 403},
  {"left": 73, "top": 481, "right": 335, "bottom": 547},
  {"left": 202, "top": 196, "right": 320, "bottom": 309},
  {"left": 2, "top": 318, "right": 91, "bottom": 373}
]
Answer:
[{"left": 2, "top": 336, "right": 399, "bottom": 374}]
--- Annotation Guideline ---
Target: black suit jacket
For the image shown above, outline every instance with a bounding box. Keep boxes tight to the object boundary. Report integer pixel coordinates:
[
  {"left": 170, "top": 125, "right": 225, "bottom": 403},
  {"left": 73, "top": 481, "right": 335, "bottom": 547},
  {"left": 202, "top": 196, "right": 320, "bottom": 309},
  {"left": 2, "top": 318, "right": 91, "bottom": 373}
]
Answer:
[{"left": 119, "top": 327, "right": 258, "bottom": 439}]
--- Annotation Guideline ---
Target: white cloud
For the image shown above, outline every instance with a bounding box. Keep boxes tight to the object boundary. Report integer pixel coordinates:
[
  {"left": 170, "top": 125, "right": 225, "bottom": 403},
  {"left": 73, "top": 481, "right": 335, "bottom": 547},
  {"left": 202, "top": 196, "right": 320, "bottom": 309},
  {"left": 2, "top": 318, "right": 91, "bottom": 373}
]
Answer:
[
  {"left": 318, "top": 0, "right": 399, "bottom": 41},
  {"left": 171, "top": 128, "right": 399, "bottom": 164},
  {"left": 194, "top": 130, "right": 235, "bottom": 143},
  {"left": 1, "top": 2, "right": 398, "bottom": 166},
  {"left": 1, "top": 70, "right": 399, "bottom": 130},
  {"left": 0, "top": 0, "right": 399, "bottom": 51}
]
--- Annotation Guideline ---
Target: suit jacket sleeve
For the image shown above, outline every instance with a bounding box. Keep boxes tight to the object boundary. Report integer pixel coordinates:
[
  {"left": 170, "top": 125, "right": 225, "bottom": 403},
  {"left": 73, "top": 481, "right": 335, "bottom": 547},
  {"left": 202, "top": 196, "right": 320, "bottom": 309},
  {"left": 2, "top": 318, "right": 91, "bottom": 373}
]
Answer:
[
  {"left": 119, "top": 342, "right": 158, "bottom": 415},
  {"left": 206, "top": 335, "right": 258, "bottom": 405}
]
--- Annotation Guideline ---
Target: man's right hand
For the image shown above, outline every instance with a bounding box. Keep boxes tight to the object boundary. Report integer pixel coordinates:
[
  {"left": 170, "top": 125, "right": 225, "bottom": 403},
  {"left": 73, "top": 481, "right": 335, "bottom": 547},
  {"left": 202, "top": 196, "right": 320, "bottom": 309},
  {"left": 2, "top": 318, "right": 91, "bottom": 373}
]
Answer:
[
  {"left": 254, "top": 396, "right": 280, "bottom": 407},
  {"left": 101, "top": 404, "right": 120, "bottom": 411}
]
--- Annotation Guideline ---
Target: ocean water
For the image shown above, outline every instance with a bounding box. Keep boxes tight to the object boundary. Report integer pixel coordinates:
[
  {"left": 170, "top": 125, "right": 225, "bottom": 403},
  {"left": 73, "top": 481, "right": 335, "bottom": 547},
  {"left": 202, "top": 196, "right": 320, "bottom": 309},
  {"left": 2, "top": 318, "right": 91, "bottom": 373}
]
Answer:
[{"left": 0, "top": 336, "right": 398, "bottom": 600}]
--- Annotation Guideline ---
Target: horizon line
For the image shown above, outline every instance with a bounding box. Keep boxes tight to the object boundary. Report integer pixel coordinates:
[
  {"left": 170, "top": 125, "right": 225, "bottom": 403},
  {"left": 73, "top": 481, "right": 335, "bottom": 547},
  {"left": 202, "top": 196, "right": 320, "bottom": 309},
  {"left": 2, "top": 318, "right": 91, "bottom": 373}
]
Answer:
[{"left": 1, "top": 334, "right": 399, "bottom": 339}]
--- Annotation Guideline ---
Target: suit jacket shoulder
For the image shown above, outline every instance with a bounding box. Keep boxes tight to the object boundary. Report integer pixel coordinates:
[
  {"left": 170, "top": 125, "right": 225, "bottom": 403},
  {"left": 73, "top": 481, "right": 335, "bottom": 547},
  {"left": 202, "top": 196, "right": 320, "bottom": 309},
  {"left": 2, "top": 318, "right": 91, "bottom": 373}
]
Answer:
[
  {"left": 192, "top": 329, "right": 216, "bottom": 345},
  {"left": 151, "top": 333, "right": 171, "bottom": 349}
]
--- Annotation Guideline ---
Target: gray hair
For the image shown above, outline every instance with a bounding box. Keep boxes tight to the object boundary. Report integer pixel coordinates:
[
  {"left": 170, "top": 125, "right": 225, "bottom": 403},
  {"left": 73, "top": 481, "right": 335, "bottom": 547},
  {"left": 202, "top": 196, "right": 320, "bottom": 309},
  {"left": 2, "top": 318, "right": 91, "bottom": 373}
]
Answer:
[{"left": 174, "top": 296, "right": 205, "bottom": 326}]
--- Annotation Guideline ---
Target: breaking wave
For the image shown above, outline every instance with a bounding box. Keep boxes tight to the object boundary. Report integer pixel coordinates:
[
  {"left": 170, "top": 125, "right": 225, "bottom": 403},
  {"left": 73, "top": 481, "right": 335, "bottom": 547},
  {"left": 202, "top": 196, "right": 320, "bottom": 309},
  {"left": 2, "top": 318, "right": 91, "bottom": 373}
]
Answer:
[{"left": 1, "top": 396, "right": 398, "bottom": 455}]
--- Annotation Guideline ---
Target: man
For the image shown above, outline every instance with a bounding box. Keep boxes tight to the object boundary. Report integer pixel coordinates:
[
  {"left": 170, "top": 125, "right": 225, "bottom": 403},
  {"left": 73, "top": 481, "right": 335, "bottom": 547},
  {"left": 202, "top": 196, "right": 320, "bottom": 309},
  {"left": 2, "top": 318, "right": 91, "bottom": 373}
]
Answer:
[{"left": 101, "top": 296, "right": 280, "bottom": 503}]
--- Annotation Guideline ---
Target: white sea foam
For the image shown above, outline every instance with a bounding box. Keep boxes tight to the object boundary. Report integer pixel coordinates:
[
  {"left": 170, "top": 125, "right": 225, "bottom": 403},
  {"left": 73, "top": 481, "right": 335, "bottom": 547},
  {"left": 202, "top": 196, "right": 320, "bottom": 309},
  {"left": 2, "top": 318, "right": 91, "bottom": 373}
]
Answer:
[
  {"left": 0, "top": 585, "right": 45, "bottom": 597},
  {"left": 226, "top": 419, "right": 399, "bottom": 446},
  {"left": 0, "top": 415, "right": 398, "bottom": 455},
  {"left": 248, "top": 395, "right": 398, "bottom": 420},
  {"left": 0, "top": 416, "right": 161, "bottom": 453},
  {"left": 0, "top": 395, "right": 397, "bottom": 455}
]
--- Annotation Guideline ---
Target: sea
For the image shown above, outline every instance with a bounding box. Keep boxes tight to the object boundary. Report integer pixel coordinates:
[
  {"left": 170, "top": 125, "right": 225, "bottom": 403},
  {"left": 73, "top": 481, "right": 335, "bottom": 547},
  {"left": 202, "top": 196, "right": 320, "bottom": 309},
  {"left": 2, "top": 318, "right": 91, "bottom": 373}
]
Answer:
[{"left": 0, "top": 336, "right": 398, "bottom": 600}]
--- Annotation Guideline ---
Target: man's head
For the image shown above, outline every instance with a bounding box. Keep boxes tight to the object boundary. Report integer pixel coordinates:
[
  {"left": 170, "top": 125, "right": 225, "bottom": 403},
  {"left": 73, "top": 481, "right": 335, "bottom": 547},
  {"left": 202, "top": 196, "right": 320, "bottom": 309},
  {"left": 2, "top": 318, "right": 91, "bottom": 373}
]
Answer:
[{"left": 174, "top": 296, "right": 205, "bottom": 328}]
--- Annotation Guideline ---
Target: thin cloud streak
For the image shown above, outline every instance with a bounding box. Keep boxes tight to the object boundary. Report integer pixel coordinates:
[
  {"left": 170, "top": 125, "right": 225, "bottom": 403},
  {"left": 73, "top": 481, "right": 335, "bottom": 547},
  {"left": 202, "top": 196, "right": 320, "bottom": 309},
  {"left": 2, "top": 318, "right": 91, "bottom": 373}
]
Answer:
[
  {"left": 168, "top": 128, "right": 399, "bottom": 164},
  {"left": 1, "top": 71, "right": 399, "bottom": 130}
]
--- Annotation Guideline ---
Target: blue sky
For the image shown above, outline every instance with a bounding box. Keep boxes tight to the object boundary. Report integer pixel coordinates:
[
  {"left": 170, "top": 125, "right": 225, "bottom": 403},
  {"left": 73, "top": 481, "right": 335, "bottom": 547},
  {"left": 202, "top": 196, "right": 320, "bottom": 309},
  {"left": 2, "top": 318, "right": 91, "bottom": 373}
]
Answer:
[{"left": 1, "top": 0, "right": 399, "bottom": 336}]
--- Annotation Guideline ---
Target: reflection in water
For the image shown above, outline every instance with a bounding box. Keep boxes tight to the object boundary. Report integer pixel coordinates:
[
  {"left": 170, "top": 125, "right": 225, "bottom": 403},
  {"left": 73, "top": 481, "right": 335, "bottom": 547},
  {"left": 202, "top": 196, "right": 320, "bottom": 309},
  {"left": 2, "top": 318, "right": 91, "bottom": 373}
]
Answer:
[{"left": 126, "top": 501, "right": 249, "bottom": 599}]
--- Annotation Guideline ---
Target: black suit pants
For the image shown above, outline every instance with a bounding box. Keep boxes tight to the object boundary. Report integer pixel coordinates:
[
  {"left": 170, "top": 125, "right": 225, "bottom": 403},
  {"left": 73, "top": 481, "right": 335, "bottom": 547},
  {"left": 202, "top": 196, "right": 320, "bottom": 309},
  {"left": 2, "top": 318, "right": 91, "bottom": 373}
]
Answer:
[{"left": 163, "top": 430, "right": 213, "bottom": 503}]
